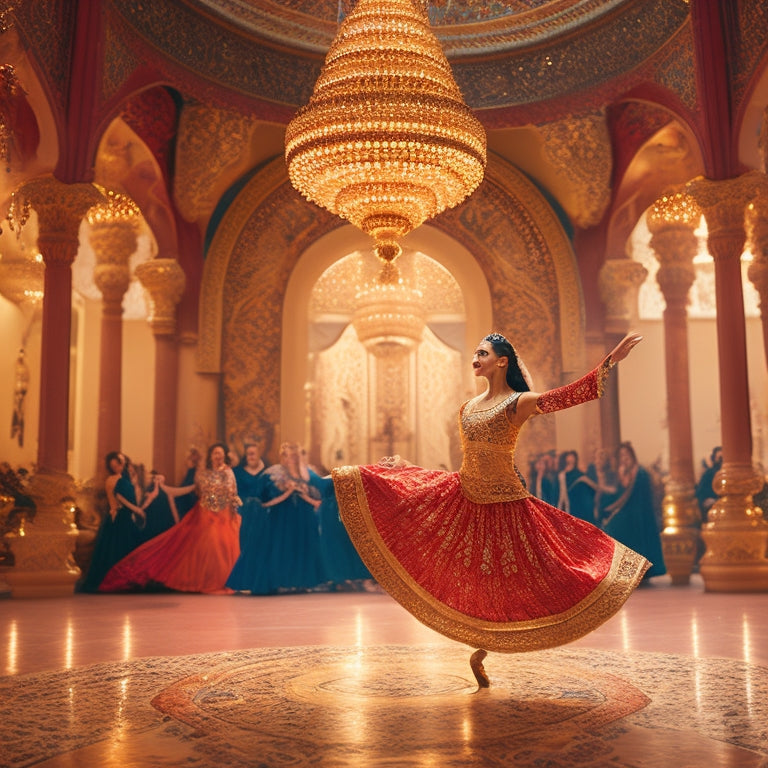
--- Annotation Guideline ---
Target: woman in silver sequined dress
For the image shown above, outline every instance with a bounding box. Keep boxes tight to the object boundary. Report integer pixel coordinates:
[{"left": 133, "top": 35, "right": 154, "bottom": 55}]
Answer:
[{"left": 99, "top": 443, "right": 241, "bottom": 593}]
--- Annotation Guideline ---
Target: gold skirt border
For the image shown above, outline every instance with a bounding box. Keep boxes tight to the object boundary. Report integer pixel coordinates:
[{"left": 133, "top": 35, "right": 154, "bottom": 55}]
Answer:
[{"left": 333, "top": 465, "right": 651, "bottom": 653}]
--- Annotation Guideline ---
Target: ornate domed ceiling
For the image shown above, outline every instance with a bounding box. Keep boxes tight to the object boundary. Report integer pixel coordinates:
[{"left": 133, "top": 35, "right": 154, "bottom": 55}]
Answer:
[
  {"left": 193, "top": 0, "right": 668, "bottom": 55},
  {"left": 110, "top": 0, "right": 691, "bottom": 113}
]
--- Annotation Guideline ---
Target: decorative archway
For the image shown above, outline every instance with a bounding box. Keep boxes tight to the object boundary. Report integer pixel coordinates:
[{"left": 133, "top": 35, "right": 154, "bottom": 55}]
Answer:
[{"left": 199, "top": 152, "right": 582, "bottom": 464}]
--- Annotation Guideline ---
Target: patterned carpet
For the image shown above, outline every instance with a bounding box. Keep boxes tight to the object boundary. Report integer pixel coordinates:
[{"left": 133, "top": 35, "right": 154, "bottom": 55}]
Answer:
[{"left": 2, "top": 645, "right": 767, "bottom": 767}]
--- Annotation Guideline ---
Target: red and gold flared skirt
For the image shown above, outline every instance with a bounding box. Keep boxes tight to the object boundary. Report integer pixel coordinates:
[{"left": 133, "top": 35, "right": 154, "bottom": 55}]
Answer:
[
  {"left": 99, "top": 502, "right": 240, "bottom": 594},
  {"left": 332, "top": 465, "right": 650, "bottom": 653}
]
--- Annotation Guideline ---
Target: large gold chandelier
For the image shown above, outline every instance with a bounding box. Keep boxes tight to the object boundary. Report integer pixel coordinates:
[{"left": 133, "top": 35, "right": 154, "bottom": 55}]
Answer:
[{"left": 284, "top": 0, "right": 487, "bottom": 261}]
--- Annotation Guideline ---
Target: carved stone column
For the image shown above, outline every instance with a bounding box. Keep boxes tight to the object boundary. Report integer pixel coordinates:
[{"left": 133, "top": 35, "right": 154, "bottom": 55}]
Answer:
[
  {"left": 135, "top": 258, "right": 186, "bottom": 477},
  {"left": 88, "top": 193, "right": 141, "bottom": 477},
  {"left": 746, "top": 183, "right": 768, "bottom": 373},
  {"left": 597, "top": 257, "right": 648, "bottom": 454},
  {"left": 3, "top": 175, "right": 104, "bottom": 597},
  {"left": 646, "top": 191, "right": 702, "bottom": 584},
  {"left": 686, "top": 172, "right": 768, "bottom": 592}
]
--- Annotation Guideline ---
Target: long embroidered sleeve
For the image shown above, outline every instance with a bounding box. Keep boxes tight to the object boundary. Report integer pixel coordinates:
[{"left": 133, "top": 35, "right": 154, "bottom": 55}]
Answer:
[{"left": 536, "top": 359, "right": 612, "bottom": 414}]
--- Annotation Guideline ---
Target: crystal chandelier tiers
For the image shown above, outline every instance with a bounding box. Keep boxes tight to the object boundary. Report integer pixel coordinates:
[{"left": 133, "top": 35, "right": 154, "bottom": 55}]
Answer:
[{"left": 285, "top": 0, "right": 487, "bottom": 262}]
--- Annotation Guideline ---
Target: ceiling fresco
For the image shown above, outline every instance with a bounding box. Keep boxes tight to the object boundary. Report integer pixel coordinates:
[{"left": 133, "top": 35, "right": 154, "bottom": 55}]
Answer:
[
  {"left": 103, "top": 0, "right": 690, "bottom": 112},
  {"left": 191, "top": 0, "right": 678, "bottom": 55}
]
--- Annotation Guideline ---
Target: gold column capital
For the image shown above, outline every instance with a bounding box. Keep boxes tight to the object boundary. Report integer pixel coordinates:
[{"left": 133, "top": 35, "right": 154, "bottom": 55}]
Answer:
[
  {"left": 648, "top": 225, "right": 698, "bottom": 305},
  {"left": 685, "top": 171, "right": 764, "bottom": 225},
  {"left": 597, "top": 257, "right": 648, "bottom": 333},
  {"left": 685, "top": 172, "right": 766, "bottom": 263},
  {"left": 646, "top": 191, "right": 700, "bottom": 298},
  {"left": 135, "top": 257, "right": 186, "bottom": 335},
  {"left": 89, "top": 218, "right": 139, "bottom": 303},
  {"left": 11, "top": 176, "right": 105, "bottom": 261}
]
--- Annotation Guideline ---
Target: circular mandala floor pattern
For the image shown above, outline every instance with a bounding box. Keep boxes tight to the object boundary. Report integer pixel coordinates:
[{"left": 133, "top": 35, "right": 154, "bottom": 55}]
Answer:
[{"left": 2, "top": 645, "right": 767, "bottom": 767}]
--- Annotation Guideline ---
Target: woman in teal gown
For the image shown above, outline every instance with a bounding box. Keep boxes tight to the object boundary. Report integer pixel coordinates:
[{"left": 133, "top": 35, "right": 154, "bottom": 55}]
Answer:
[
  {"left": 602, "top": 442, "right": 666, "bottom": 579},
  {"left": 79, "top": 453, "right": 155, "bottom": 592},
  {"left": 309, "top": 472, "right": 372, "bottom": 590},
  {"left": 260, "top": 442, "right": 324, "bottom": 593},
  {"left": 226, "top": 443, "right": 285, "bottom": 594}
]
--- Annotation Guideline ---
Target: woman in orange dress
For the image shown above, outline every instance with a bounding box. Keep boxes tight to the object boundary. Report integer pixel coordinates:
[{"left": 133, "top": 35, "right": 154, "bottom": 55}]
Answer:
[
  {"left": 332, "top": 332, "right": 649, "bottom": 686},
  {"left": 99, "top": 443, "right": 241, "bottom": 594}
]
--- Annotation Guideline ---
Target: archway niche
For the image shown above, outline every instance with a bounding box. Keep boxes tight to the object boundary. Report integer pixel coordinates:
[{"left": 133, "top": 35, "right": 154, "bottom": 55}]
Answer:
[
  {"left": 201, "top": 154, "right": 583, "bottom": 468},
  {"left": 282, "top": 227, "right": 491, "bottom": 470}
]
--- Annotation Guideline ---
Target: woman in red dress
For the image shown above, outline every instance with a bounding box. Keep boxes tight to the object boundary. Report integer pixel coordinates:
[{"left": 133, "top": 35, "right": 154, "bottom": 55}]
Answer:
[
  {"left": 332, "top": 332, "right": 649, "bottom": 686},
  {"left": 99, "top": 443, "right": 241, "bottom": 594}
]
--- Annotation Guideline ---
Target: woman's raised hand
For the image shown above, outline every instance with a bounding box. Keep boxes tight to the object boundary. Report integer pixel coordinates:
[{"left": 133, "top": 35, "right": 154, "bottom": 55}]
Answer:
[{"left": 607, "top": 332, "right": 643, "bottom": 365}]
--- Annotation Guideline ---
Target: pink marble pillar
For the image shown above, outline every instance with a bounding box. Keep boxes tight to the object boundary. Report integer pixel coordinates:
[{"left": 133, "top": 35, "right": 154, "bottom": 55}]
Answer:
[
  {"left": 135, "top": 258, "right": 186, "bottom": 477},
  {"left": 87, "top": 196, "right": 140, "bottom": 476},
  {"left": 746, "top": 184, "right": 768, "bottom": 375},
  {"left": 686, "top": 173, "right": 768, "bottom": 592},
  {"left": 597, "top": 257, "right": 648, "bottom": 454},
  {"left": 4, "top": 176, "right": 103, "bottom": 597}
]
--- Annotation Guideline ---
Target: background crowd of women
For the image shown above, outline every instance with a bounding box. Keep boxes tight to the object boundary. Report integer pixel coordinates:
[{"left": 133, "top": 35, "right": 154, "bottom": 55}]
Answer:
[
  {"left": 79, "top": 441, "right": 373, "bottom": 595},
  {"left": 529, "top": 441, "right": 673, "bottom": 579},
  {"left": 80, "top": 434, "right": 731, "bottom": 594}
]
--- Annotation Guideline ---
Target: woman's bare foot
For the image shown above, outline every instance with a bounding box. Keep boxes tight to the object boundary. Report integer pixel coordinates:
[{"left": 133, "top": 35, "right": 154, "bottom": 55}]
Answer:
[{"left": 470, "top": 649, "right": 490, "bottom": 688}]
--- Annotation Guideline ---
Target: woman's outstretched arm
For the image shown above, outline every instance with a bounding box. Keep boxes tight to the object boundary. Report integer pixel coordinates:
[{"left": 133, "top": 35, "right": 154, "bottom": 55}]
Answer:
[{"left": 514, "top": 332, "right": 643, "bottom": 420}]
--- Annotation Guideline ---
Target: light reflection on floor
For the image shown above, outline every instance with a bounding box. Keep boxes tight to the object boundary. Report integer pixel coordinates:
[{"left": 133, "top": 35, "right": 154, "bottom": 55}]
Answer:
[{"left": 1, "top": 575, "right": 767, "bottom": 767}]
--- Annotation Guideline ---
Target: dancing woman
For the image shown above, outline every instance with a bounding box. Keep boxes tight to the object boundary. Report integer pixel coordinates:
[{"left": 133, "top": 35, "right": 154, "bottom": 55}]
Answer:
[
  {"left": 333, "top": 332, "right": 649, "bottom": 686},
  {"left": 99, "top": 443, "right": 241, "bottom": 594}
]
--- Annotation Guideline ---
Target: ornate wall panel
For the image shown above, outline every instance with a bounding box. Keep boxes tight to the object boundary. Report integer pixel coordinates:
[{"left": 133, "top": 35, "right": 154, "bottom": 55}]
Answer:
[
  {"left": 8, "top": 0, "right": 73, "bottom": 112},
  {"left": 538, "top": 111, "right": 612, "bottom": 228}
]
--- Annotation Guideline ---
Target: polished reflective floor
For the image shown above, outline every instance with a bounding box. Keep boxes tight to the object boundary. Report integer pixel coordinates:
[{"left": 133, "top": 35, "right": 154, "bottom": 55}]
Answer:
[{"left": 2, "top": 575, "right": 768, "bottom": 767}]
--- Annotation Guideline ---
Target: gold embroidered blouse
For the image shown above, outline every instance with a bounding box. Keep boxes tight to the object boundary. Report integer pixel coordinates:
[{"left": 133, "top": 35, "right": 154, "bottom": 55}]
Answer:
[{"left": 458, "top": 391, "right": 529, "bottom": 504}]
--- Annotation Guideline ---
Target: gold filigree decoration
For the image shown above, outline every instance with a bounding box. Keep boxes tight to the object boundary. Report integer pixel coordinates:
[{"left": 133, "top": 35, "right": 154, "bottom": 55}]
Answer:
[
  {"left": 598, "top": 259, "right": 648, "bottom": 331},
  {"left": 538, "top": 111, "right": 611, "bottom": 229},
  {"left": 174, "top": 102, "right": 258, "bottom": 222},
  {"left": 135, "top": 258, "right": 186, "bottom": 335}
]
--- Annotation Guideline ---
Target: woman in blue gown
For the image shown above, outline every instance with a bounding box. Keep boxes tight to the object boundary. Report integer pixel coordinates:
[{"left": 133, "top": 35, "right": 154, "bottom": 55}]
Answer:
[
  {"left": 557, "top": 450, "right": 597, "bottom": 523},
  {"left": 259, "top": 442, "right": 324, "bottom": 593},
  {"left": 308, "top": 472, "right": 372, "bottom": 590},
  {"left": 79, "top": 452, "right": 156, "bottom": 592},
  {"left": 174, "top": 448, "right": 201, "bottom": 519},
  {"left": 226, "top": 443, "right": 287, "bottom": 594},
  {"left": 140, "top": 471, "right": 180, "bottom": 541},
  {"left": 602, "top": 441, "right": 666, "bottom": 579},
  {"left": 530, "top": 452, "right": 559, "bottom": 507}
]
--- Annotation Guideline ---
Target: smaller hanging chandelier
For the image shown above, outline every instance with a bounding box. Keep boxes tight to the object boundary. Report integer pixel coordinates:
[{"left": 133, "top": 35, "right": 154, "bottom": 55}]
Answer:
[
  {"left": 352, "top": 259, "right": 426, "bottom": 351},
  {"left": 285, "top": 0, "right": 486, "bottom": 262}
]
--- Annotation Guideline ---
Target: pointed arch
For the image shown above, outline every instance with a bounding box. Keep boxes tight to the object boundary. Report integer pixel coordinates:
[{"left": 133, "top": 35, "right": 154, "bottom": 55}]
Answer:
[{"left": 200, "top": 152, "right": 583, "bottom": 460}]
